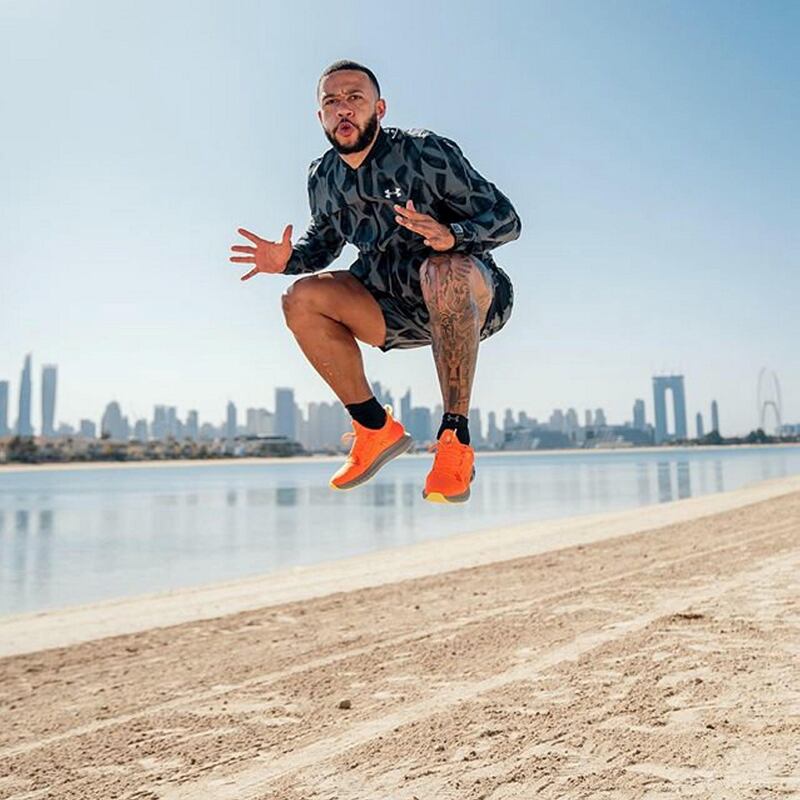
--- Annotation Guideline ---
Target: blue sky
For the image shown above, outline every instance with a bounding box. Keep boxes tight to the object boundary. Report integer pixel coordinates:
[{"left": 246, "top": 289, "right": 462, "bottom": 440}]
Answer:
[{"left": 1, "top": 0, "right": 798, "bottom": 435}]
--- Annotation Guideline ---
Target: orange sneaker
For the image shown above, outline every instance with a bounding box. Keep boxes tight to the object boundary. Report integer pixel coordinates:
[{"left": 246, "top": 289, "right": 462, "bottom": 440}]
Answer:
[
  {"left": 423, "top": 429, "right": 476, "bottom": 504},
  {"left": 330, "top": 407, "right": 413, "bottom": 490}
]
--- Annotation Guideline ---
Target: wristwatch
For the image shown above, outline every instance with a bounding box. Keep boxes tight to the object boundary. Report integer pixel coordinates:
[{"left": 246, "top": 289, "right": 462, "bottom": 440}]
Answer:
[{"left": 449, "top": 222, "right": 466, "bottom": 250}]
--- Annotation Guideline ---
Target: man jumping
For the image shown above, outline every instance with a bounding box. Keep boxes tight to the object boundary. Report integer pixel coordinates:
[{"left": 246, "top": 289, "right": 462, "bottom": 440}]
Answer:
[{"left": 230, "top": 60, "right": 521, "bottom": 503}]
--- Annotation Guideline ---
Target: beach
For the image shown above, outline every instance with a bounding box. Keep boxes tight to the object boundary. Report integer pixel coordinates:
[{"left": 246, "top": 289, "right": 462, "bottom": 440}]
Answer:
[{"left": 1, "top": 475, "right": 799, "bottom": 799}]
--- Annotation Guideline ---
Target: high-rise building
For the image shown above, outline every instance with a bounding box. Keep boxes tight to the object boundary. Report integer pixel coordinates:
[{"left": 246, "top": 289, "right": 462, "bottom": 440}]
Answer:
[
  {"left": 711, "top": 400, "right": 720, "bottom": 434},
  {"left": 0, "top": 380, "right": 9, "bottom": 436},
  {"left": 245, "top": 407, "right": 274, "bottom": 437},
  {"left": 406, "top": 406, "right": 432, "bottom": 443},
  {"left": 549, "top": 409, "right": 565, "bottom": 432},
  {"left": 468, "top": 408, "right": 484, "bottom": 446},
  {"left": 584, "top": 409, "right": 593, "bottom": 428},
  {"left": 226, "top": 401, "right": 237, "bottom": 440},
  {"left": 652, "top": 375, "right": 688, "bottom": 444},
  {"left": 152, "top": 406, "right": 168, "bottom": 440},
  {"left": 400, "top": 389, "right": 412, "bottom": 425},
  {"left": 186, "top": 410, "right": 199, "bottom": 440},
  {"left": 696, "top": 412, "right": 704, "bottom": 439},
  {"left": 275, "top": 388, "right": 296, "bottom": 439},
  {"left": 633, "top": 399, "right": 646, "bottom": 430},
  {"left": 594, "top": 408, "right": 607, "bottom": 427},
  {"left": 166, "top": 406, "right": 179, "bottom": 439},
  {"left": 503, "top": 408, "right": 515, "bottom": 432},
  {"left": 487, "top": 411, "right": 501, "bottom": 448},
  {"left": 565, "top": 408, "right": 579, "bottom": 433},
  {"left": 101, "top": 401, "right": 128, "bottom": 440},
  {"left": 16, "top": 354, "right": 33, "bottom": 436},
  {"left": 133, "top": 419, "right": 149, "bottom": 441},
  {"left": 79, "top": 419, "right": 96, "bottom": 439},
  {"left": 40, "top": 364, "right": 57, "bottom": 438}
]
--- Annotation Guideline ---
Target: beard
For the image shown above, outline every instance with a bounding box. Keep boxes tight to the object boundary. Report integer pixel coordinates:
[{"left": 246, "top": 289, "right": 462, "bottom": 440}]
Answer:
[{"left": 324, "top": 112, "right": 380, "bottom": 155}]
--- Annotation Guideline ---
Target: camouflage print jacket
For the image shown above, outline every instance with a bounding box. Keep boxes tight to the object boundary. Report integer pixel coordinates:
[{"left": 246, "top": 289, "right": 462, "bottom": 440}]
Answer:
[{"left": 284, "top": 126, "right": 521, "bottom": 300}]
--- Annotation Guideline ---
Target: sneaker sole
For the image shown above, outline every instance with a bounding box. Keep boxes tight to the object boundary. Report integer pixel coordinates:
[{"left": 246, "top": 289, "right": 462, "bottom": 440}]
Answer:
[
  {"left": 422, "top": 487, "right": 471, "bottom": 504},
  {"left": 422, "top": 466, "right": 476, "bottom": 504},
  {"left": 329, "top": 434, "right": 414, "bottom": 491}
]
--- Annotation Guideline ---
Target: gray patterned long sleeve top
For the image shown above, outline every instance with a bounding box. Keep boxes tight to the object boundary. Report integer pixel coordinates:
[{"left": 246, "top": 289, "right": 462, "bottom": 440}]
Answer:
[{"left": 284, "top": 126, "right": 521, "bottom": 299}]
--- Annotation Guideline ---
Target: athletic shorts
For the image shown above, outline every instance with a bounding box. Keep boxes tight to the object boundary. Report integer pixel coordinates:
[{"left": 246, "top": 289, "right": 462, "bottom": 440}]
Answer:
[{"left": 351, "top": 257, "right": 514, "bottom": 352}]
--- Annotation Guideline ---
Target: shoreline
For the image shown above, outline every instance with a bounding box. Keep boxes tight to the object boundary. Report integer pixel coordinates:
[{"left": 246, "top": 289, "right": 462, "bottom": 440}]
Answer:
[
  {"left": 2, "top": 471, "right": 799, "bottom": 658},
  {"left": 1, "top": 441, "right": 798, "bottom": 475},
  {"left": 3, "top": 474, "right": 799, "bottom": 797}
]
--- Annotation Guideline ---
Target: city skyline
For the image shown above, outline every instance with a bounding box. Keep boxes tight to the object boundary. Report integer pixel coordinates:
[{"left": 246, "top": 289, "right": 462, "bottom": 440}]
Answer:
[
  {"left": 0, "top": 351, "right": 743, "bottom": 445},
  {"left": 2, "top": 2, "right": 798, "bottom": 440}
]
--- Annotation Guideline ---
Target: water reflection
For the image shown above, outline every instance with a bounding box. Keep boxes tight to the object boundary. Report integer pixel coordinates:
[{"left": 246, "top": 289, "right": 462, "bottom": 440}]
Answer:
[
  {"left": 636, "top": 462, "right": 651, "bottom": 505},
  {"left": 276, "top": 487, "right": 297, "bottom": 506},
  {"left": 677, "top": 461, "right": 692, "bottom": 499},
  {"left": 2, "top": 447, "right": 800, "bottom": 615},
  {"left": 714, "top": 460, "right": 724, "bottom": 493},
  {"left": 657, "top": 462, "right": 672, "bottom": 503},
  {"left": 15, "top": 509, "right": 30, "bottom": 534}
]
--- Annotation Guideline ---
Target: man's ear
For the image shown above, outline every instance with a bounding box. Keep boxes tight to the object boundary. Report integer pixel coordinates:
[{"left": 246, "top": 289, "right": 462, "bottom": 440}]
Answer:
[
  {"left": 376, "top": 98, "right": 387, "bottom": 122},
  {"left": 317, "top": 109, "right": 323, "bottom": 124}
]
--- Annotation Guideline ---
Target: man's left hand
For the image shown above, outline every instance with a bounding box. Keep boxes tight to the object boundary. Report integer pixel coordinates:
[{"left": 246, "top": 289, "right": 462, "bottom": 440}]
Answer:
[{"left": 394, "top": 200, "right": 456, "bottom": 251}]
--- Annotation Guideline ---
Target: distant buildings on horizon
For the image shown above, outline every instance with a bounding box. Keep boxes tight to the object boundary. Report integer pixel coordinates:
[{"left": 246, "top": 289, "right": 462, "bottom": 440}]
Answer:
[{"left": 0, "top": 354, "right": 793, "bottom": 452}]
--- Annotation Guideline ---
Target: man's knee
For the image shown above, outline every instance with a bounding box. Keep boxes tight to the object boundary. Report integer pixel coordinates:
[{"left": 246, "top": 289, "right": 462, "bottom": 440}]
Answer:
[
  {"left": 420, "top": 253, "right": 491, "bottom": 315},
  {"left": 281, "top": 276, "right": 319, "bottom": 330}
]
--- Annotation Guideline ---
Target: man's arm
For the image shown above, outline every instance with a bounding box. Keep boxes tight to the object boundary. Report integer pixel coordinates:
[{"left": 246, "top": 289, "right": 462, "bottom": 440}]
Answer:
[
  {"left": 283, "top": 213, "right": 346, "bottom": 275},
  {"left": 420, "top": 134, "right": 522, "bottom": 253}
]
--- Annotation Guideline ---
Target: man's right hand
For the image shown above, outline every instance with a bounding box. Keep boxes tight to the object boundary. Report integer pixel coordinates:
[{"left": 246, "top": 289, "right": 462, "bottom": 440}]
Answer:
[{"left": 230, "top": 225, "right": 293, "bottom": 280}]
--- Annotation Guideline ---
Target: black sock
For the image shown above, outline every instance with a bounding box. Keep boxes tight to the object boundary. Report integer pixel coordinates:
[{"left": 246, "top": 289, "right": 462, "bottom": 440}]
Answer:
[
  {"left": 346, "top": 397, "right": 387, "bottom": 430},
  {"left": 438, "top": 412, "right": 470, "bottom": 445}
]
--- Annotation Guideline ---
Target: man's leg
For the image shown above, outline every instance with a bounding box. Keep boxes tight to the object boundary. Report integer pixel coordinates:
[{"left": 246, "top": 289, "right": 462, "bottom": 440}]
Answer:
[
  {"left": 281, "top": 271, "right": 386, "bottom": 405},
  {"left": 282, "top": 270, "right": 411, "bottom": 490},
  {"left": 419, "top": 253, "right": 493, "bottom": 503},
  {"left": 420, "top": 253, "right": 494, "bottom": 417}
]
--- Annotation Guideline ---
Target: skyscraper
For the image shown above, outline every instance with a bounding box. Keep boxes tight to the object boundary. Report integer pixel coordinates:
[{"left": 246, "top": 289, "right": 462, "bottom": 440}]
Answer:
[
  {"left": 186, "top": 410, "right": 199, "bottom": 440},
  {"left": 101, "top": 401, "right": 128, "bottom": 440},
  {"left": 400, "top": 389, "right": 412, "bottom": 424},
  {"left": 652, "top": 375, "right": 688, "bottom": 444},
  {"left": 711, "top": 400, "right": 720, "bottom": 433},
  {"left": 585, "top": 409, "right": 593, "bottom": 428},
  {"left": 133, "top": 419, "right": 149, "bottom": 441},
  {"left": 152, "top": 406, "right": 168, "bottom": 440},
  {"left": 226, "top": 401, "right": 237, "bottom": 440},
  {"left": 41, "top": 364, "right": 57, "bottom": 438},
  {"left": 16, "top": 354, "right": 33, "bottom": 436},
  {"left": 468, "top": 408, "right": 484, "bottom": 446},
  {"left": 633, "top": 399, "right": 646, "bottom": 430},
  {"left": 487, "top": 411, "right": 501, "bottom": 448},
  {"left": 696, "top": 412, "right": 705, "bottom": 439},
  {"left": 79, "top": 419, "right": 96, "bottom": 439},
  {"left": 565, "top": 408, "right": 579, "bottom": 433},
  {"left": 594, "top": 408, "right": 607, "bottom": 427},
  {"left": 406, "top": 406, "right": 432, "bottom": 443},
  {"left": 0, "top": 380, "right": 9, "bottom": 436},
  {"left": 275, "top": 388, "right": 296, "bottom": 440}
]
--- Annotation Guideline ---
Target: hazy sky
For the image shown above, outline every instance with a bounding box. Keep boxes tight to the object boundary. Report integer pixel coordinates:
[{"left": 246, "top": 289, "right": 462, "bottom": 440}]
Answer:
[{"left": 2, "top": 0, "right": 798, "bottom": 435}]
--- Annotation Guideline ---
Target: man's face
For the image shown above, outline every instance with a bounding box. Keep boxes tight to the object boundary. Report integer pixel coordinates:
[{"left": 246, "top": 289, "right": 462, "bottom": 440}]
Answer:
[{"left": 317, "top": 70, "right": 385, "bottom": 155}]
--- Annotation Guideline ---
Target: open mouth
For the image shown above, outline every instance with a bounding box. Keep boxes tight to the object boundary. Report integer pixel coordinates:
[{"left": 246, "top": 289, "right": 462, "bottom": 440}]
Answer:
[{"left": 337, "top": 122, "right": 356, "bottom": 136}]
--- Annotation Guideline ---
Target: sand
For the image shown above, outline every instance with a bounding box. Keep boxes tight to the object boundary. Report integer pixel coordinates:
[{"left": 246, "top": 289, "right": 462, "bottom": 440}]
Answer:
[{"left": 1, "top": 476, "right": 799, "bottom": 799}]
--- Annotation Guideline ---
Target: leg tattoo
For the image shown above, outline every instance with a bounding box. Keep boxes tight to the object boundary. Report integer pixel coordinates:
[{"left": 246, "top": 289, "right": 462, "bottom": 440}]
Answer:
[{"left": 421, "top": 254, "right": 493, "bottom": 417}]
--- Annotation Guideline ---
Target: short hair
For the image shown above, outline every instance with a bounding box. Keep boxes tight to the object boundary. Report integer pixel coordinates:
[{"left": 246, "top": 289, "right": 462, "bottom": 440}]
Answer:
[{"left": 317, "top": 60, "right": 381, "bottom": 100}]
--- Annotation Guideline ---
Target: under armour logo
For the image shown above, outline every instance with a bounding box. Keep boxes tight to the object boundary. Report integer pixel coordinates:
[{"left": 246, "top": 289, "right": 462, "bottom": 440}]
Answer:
[{"left": 383, "top": 186, "right": 403, "bottom": 199}]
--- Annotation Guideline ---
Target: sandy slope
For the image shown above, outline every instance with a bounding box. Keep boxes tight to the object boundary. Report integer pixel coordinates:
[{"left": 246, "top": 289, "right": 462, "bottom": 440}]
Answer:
[{"left": 1, "top": 485, "right": 799, "bottom": 799}]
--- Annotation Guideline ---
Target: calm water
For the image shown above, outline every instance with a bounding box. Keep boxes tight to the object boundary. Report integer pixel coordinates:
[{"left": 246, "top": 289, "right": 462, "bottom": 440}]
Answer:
[{"left": 2, "top": 446, "right": 799, "bottom": 616}]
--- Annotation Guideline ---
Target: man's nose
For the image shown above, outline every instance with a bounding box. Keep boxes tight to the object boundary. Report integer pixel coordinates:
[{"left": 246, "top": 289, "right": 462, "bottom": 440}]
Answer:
[{"left": 335, "top": 100, "right": 354, "bottom": 116}]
